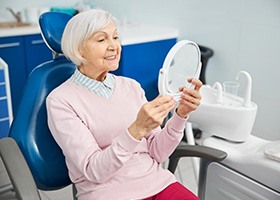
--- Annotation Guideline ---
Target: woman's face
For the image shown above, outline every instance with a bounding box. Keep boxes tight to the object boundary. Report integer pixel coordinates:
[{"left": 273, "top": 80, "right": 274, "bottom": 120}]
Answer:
[{"left": 79, "top": 21, "right": 121, "bottom": 81}]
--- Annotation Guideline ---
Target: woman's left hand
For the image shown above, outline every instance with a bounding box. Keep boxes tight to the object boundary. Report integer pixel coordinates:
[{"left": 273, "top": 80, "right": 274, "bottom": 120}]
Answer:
[{"left": 176, "top": 78, "right": 202, "bottom": 118}]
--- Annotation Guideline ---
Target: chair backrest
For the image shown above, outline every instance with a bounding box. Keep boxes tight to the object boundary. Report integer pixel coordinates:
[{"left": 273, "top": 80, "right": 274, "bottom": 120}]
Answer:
[
  {"left": 39, "top": 11, "right": 72, "bottom": 54},
  {"left": 197, "top": 45, "right": 214, "bottom": 84},
  {"left": 8, "top": 12, "right": 75, "bottom": 190}
]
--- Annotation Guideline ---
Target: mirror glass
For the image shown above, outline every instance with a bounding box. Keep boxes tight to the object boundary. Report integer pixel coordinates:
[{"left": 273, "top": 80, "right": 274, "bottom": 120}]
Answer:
[
  {"left": 167, "top": 43, "right": 200, "bottom": 93},
  {"left": 158, "top": 40, "right": 201, "bottom": 100}
]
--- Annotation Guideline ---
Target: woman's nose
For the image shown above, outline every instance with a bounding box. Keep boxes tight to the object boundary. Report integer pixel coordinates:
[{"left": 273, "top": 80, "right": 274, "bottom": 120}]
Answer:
[{"left": 108, "top": 40, "right": 118, "bottom": 50}]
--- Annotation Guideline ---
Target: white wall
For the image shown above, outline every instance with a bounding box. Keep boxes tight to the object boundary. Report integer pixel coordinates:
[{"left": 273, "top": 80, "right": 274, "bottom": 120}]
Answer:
[{"left": 1, "top": 0, "right": 280, "bottom": 140}]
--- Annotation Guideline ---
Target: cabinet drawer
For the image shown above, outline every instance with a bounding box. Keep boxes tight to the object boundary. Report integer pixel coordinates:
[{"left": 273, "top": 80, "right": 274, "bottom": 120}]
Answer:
[
  {"left": 0, "top": 65, "right": 6, "bottom": 97},
  {"left": 205, "top": 162, "right": 280, "bottom": 199},
  {"left": 0, "top": 119, "right": 9, "bottom": 139},
  {"left": 0, "top": 98, "right": 8, "bottom": 118},
  {"left": 0, "top": 83, "right": 6, "bottom": 97},
  {"left": 0, "top": 38, "right": 21, "bottom": 49},
  {"left": 0, "top": 69, "right": 4, "bottom": 82}
]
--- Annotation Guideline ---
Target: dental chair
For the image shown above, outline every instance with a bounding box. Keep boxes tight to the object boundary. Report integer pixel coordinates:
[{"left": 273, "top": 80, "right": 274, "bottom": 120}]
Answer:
[
  {"left": 0, "top": 12, "right": 75, "bottom": 200},
  {"left": 0, "top": 11, "right": 227, "bottom": 200}
]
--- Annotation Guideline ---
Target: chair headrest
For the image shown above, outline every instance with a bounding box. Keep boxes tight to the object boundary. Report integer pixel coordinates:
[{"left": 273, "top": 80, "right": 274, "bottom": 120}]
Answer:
[{"left": 39, "top": 12, "right": 72, "bottom": 54}]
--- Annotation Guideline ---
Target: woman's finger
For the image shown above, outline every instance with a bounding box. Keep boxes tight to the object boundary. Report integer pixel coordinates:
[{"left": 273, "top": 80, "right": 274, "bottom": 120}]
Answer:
[{"left": 186, "top": 78, "right": 202, "bottom": 91}]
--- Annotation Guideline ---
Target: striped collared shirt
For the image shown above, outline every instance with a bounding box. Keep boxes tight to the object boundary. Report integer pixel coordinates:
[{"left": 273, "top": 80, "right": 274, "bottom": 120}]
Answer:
[{"left": 71, "top": 69, "right": 116, "bottom": 99}]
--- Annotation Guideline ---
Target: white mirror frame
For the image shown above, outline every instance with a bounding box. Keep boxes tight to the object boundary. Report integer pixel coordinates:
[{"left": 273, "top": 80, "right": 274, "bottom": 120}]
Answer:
[{"left": 158, "top": 39, "right": 202, "bottom": 101}]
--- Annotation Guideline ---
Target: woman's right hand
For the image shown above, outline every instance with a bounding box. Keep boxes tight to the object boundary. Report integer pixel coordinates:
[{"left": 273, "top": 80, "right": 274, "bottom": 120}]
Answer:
[{"left": 128, "top": 96, "right": 176, "bottom": 140}]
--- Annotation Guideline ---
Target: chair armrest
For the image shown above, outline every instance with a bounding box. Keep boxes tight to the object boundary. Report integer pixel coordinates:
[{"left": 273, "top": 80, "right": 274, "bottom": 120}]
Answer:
[
  {"left": 0, "top": 137, "right": 41, "bottom": 200},
  {"left": 168, "top": 142, "right": 227, "bottom": 173}
]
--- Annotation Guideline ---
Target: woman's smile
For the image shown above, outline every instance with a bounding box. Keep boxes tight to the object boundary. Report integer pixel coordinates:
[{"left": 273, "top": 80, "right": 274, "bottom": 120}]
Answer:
[{"left": 104, "top": 55, "right": 117, "bottom": 60}]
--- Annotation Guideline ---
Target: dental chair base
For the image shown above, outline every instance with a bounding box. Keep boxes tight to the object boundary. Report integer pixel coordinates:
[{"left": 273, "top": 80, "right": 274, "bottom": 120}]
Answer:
[{"left": 202, "top": 135, "right": 280, "bottom": 200}]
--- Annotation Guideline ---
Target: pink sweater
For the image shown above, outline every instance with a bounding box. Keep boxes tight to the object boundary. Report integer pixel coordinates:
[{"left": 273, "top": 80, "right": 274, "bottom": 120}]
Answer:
[{"left": 46, "top": 75, "right": 187, "bottom": 200}]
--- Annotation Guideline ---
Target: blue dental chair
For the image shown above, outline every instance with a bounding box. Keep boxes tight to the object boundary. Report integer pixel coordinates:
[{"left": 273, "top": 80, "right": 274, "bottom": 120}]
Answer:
[
  {"left": 0, "top": 11, "right": 226, "bottom": 200},
  {"left": 0, "top": 12, "right": 75, "bottom": 199}
]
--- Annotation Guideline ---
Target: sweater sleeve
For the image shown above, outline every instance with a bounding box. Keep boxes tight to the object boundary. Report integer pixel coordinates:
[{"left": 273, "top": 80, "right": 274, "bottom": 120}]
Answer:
[
  {"left": 133, "top": 79, "right": 188, "bottom": 164},
  {"left": 146, "top": 111, "right": 188, "bottom": 163},
  {"left": 46, "top": 95, "right": 141, "bottom": 184}
]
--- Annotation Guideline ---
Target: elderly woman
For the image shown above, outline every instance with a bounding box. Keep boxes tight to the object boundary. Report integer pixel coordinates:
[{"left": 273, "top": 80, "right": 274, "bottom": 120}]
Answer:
[{"left": 46, "top": 8, "right": 201, "bottom": 200}]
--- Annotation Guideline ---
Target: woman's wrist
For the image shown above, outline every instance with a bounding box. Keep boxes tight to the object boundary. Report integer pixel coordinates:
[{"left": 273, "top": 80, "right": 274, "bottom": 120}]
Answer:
[
  {"left": 128, "top": 123, "right": 146, "bottom": 141},
  {"left": 175, "top": 108, "right": 189, "bottom": 119}
]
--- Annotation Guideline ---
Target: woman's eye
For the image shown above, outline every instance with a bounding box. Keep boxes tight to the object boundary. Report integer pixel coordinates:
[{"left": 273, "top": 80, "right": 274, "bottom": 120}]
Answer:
[
  {"left": 98, "top": 39, "right": 105, "bottom": 42},
  {"left": 114, "top": 36, "right": 119, "bottom": 40}
]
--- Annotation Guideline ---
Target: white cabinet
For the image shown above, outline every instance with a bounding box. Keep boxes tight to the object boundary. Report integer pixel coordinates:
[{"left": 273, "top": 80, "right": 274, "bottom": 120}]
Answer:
[{"left": 205, "top": 162, "right": 280, "bottom": 200}]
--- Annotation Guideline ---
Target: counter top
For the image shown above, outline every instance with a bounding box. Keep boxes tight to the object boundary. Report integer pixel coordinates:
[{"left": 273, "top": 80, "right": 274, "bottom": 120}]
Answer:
[
  {"left": 0, "top": 24, "right": 40, "bottom": 38},
  {"left": 0, "top": 23, "right": 178, "bottom": 45}
]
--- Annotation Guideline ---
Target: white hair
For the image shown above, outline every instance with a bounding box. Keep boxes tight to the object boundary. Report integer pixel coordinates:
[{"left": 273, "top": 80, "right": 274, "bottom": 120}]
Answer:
[{"left": 61, "top": 9, "right": 117, "bottom": 66}]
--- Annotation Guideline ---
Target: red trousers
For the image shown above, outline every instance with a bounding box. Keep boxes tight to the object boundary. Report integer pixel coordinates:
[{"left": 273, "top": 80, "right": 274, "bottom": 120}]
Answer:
[{"left": 144, "top": 182, "right": 199, "bottom": 200}]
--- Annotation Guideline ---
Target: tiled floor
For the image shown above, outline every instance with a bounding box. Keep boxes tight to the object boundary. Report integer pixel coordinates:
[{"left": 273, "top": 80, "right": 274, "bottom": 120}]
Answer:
[
  {"left": 0, "top": 156, "right": 198, "bottom": 200},
  {"left": 173, "top": 157, "right": 199, "bottom": 195}
]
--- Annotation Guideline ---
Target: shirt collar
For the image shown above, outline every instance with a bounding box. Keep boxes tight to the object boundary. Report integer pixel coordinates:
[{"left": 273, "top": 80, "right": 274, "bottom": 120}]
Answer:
[
  {"left": 71, "top": 69, "right": 115, "bottom": 92},
  {"left": 103, "top": 73, "right": 115, "bottom": 90}
]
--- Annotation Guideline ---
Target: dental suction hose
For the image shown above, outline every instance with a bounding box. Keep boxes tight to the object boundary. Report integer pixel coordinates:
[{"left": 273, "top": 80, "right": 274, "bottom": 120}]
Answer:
[{"left": 236, "top": 70, "right": 252, "bottom": 107}]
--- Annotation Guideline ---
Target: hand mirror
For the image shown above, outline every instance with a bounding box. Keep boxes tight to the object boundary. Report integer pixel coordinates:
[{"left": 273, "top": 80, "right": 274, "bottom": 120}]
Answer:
[{"left": 158, "top": 40, "right": 202, "bottom": 101}]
